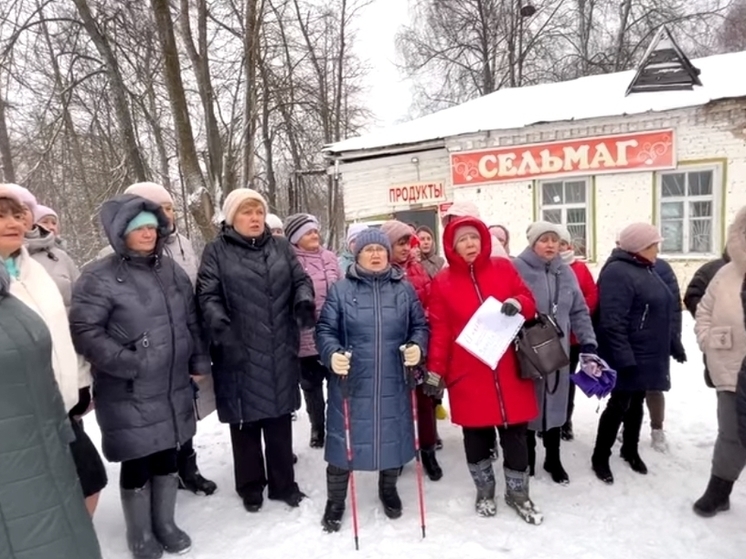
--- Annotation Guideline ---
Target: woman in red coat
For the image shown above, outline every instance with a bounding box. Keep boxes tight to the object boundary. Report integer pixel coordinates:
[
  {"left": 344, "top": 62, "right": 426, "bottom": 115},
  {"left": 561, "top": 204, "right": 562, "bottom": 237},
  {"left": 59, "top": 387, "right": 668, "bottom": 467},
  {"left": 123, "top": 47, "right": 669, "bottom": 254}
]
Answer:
[
  {"left": 558, "top": 226, "right": 599, "bottom": 441},
  {"left": 426, "top": 217, "right": 542, "bottom": 524}
]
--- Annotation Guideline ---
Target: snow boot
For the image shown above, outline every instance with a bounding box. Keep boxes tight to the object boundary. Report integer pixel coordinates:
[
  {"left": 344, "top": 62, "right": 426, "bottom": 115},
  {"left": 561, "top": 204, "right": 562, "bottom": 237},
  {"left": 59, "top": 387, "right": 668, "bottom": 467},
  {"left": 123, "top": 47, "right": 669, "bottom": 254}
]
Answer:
[
  {"left": 378, "top": 468, "right": 403, "bottom": 519},
  {"left": 322, "top": 465, "right": 349, "bottom": 532},
  {"left": 178, "top": 450, "right": 217, "bottom": 496},
  {"left": 527, "top": 430, "right": 536, "bottom": 476},
  {"left": 693, "top": 476, "right": 733, "bottom": 518},
  {"left": 543, "top": 428, "right": 569, "bottom": 485},
  {"left": 560, "top": 421, "right": 574, "bottom": 441},
  {"left": 121, "top": 483, "right": 164, "bottom": 559},
  {"left": 467, "top": 459, "right": 497, "bottom": 517},
  {"left": 151, "top": 474, "right": 191, "bottom": 555},
  {"left": 421, "top": 447, "right": 443, "bottom": 481},
  {"left": 651, "top": 429, "right": 669, "bottom": 453},
  {"left": 620, "top": 427, "right": 648, "bottom": 475},
  {"left": 504, "top": 468, "right": 543, "bottom": 525},
  {"left": 303, "top": 388, "right": 326, "bottom": 449},
  {"left": 591, "top": 453, "right": 614, "bottom": 484}
]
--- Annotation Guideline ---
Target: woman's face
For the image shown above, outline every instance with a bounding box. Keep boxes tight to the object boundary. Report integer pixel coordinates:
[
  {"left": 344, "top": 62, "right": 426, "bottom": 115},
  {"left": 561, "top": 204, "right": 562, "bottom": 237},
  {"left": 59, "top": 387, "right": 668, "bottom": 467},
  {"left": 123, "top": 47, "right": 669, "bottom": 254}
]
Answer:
[
  {"left": 298, "top": 228, "right": 320, "bottom": 251},
  {"left": 357, "top": 243, "right": 389, "bottom": 272},
  {"left": 534, "top": 232, "right": 560, "bottom": 260},
  {"left": 125, "top": 225, "right": 158, "bottom": 254},
  {"left": 20, "top": 204, "right": 34, "bottom": 231},
  {"left": 234, "top": 200, "right": 266, "bottom": 237},
  {"left": 391, "top": 236, "right": 411, "bottom": 264},
  {"left": 490, "top": 226, "right": 508, "bottom": 249},
  {"left": 0, "top": 206, "right": 26, "bottom": 258},
  {"left": 455, "top": 232, "right": 481, "bottom": 264},
  {"left": 559, "top": 239, "right": 571, "bottom": 252},
  {"left": 160, "top": 202, "right": 175, "bottom": 230},
  {"left": 39, "top": 215, "right": 59, "bottom": 235},
  {"left": 417, "top": 231, "right": 433, "bottom": 254},
  {"left": 271, "top": 228, "right": 284, "bottom": 237},
  {"left": 638, "top": 242, "right": 660, "bottom": 262}
]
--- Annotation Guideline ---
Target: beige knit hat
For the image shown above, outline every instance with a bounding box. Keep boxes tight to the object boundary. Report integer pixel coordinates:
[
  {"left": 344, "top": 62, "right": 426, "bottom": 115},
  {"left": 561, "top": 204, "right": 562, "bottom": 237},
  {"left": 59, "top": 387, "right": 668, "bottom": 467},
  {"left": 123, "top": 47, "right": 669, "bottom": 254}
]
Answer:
[
  {"left": 223, "top": 188, "right": 269, "bottom": 226},
  {"left": 617, "top": 223, "right": 663, "bottom": 254},
  {"left": 124, "top": 182, "right": 174, "bottom": 206}
]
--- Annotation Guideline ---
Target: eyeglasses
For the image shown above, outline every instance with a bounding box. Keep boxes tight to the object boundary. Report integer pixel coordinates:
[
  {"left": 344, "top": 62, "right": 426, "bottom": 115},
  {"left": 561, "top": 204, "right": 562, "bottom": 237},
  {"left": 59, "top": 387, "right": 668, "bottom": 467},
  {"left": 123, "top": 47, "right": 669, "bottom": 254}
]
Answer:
[{"left": 361, "top": 245, "right": 387, "bottom": 254}]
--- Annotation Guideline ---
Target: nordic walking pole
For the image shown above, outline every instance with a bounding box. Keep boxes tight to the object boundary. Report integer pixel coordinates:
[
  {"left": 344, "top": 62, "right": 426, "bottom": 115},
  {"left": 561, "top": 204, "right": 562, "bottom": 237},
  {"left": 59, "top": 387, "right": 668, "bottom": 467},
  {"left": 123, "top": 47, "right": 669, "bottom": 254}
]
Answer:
[
  {"left": 404, "top": 361, "right": 427, "bottom": 539},
  {"left": 341, "top": 365, "right": 360, "bottom": 550}
]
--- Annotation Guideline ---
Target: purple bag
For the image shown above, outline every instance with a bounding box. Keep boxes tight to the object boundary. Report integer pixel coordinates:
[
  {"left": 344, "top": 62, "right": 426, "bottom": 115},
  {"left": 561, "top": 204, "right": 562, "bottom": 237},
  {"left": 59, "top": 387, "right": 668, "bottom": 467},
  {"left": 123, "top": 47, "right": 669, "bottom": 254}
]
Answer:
[{"left": 570, "top": 354, "right": 617, "bottom": 399}]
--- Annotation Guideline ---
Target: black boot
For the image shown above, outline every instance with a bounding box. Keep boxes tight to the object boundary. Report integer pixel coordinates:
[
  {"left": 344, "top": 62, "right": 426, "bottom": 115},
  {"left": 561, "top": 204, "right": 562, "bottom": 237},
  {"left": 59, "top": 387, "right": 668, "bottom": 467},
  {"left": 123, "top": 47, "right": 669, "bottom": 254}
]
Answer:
[
  {"left": 693, "top": 476, "right": 734, "bottom": 517},
  {"left": 322, "top": 465, "right": 349, "bottom": 532},
  {"left": 527, "top": 430, "right": 536, "bottom": 477},
  {"left": 543, "top": 428, "right": 569, "bottom": 485},
  {"left": 560, "top": 421, "right": 574, "bottom": 441},
  {"left": 467, "top": 459, "right": 496, "bottom": 517},
  {"left": 378, "top": 469, "right": 402, "bottom": 519},
  {"left": 178, "top": 450, "right": 217, "bottom": 496},
  {"left": 121, "top": 483, "right": 163, "bottom": 559},
  {"left": 591, "top": 454, "right": 614, "bottom": 484},
  {"left": 591, "top": 399, "right": 624, "bottom": 485},
  {"left": 151, "top": 474, "right": 191, "bottom": 554},
  {"left": 620, "top": 425, "right": 647, "bottom": 474},
  {"left": 421, "top": 447, "right": 443, "bottom": 481},
  {"left": 303, "top": 388, "right": 326, "bottom": 449}
]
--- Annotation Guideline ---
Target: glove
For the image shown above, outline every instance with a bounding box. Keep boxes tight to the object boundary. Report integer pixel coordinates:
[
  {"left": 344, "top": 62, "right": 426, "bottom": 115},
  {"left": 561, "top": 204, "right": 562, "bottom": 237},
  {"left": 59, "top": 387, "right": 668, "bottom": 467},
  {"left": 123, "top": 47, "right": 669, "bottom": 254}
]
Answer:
[
  {"left": 500, "top": 298, "right": 521, "bottom": 316},
  {"left": 399, "top": 344, "right": 422, "bottom": 367},
  {"left": 671, "top": 338, "right": 687, "bottom": 364},
  {"left": 579, "top": 344, "right": 597, "bottom": 355},
  {"left": 295, "top": 300, "right": 317, "bottom": 330},
  {"left": 422, "top": 372, "right": 445, "bottom": 397},
  {"left": 68, "top": 386, "right": 92, "bottom": 419},
  {"left": 331, "top": 352, "right": 351, "bottom": 376}
]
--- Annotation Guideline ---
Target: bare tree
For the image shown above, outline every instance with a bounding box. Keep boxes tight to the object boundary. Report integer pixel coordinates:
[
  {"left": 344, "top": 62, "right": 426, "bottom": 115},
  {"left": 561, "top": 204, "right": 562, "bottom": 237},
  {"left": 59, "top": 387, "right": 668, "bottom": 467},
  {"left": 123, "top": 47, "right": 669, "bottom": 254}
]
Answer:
[{"left": 719, "top": 0, "right": 746, "bottom": 51}]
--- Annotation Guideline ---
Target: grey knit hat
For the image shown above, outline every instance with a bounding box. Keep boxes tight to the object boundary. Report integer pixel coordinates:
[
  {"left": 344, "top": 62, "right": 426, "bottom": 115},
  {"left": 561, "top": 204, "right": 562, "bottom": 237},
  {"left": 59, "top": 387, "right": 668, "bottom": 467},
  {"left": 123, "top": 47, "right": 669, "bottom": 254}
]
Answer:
[{"left": 353, "top": 228, "right": 391, "bottom": 260}]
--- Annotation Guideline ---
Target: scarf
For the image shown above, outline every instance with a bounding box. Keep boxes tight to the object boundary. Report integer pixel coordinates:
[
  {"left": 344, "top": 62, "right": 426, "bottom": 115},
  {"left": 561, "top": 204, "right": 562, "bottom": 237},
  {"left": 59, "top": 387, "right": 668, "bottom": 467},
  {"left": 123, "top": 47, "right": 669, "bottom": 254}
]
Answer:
[
  {"left": 2, "top": 256, "right": 19, "bottom": 279},
  {"left": 560, "top": 249, "right": 575, "bottom": 265}
]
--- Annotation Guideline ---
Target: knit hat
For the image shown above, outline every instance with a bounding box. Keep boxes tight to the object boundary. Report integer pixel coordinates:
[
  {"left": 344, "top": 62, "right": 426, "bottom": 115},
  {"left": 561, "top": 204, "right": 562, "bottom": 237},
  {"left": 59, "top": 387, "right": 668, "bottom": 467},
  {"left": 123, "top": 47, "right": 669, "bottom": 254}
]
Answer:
[
  {"left": 222, "top": 188, "right": 268, "bottom": 226},
  {"left": 0, "top": 184, "right": 22, "bottom": 206},
  {"left": 284, "top": 213, "right": 319, "bottom": 245},
  {"left": 380, "top": 220, "right": 412, "bottom": 245},
  {"left": 353, "top": 228, "right": 391, "bottom": 260},
  {"left": 346, "top": 223, "right": 368, "bottom": 246},
  {"left": 266, "top": 213, "right": 284, "bottom": 231},
  {"left": 33, "top": 204, "right": 57, "bottom": 223},
  {"left": 617, "top": 223, "right": 663, "bottom": 254},
  {"left": 526, "top": 221, "right": 562, "bottom": 246},
  {"left": 556, "top": 224, "right": 572, "bottom": 244},
  {"left": 444, "top": 201, "right": 480, "bottom": 219},
  {"left": 124, "top": 182, "right": 174, "bottom": 206},
  {"left": 124, "top": 211, "right": 159, "bottom": 235},
  {"left": 453, "top": 225, "right": 480, "bottom": 248},
  {"left": 1, "top": 183, "right": 36, "bottom": 213}
]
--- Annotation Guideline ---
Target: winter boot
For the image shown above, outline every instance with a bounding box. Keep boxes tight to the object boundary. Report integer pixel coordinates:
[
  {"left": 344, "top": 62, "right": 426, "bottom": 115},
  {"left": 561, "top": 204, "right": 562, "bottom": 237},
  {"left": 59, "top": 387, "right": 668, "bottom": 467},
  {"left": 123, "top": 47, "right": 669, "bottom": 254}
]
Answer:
[
  {"left": 178, "top": 450, "right": 217, "bottom": 496},
  {"left": 620, "top": 423, "right": 648, "bottom": 475},
  {"left": 467, "top": 459, "right": 497, "bottom": 517},
  {"left": 151, "top": 474, "right": 191, "bottom": 555},
  {"left": 378, "top": 469, "right": 403, "bottom": 519},
  {"left": 651, "top": 429, "right": 669, "bottom": 453},
  {"left": 322, "top": 465, "right": 349, "bottom": 532},
  {"left": 421, "top": 447, "right": 443, "bottom": 481},
  {"left": 241, "top": 490, "right": 264, "bottom": 513},
  {"left": 693, "top": 476, "right": 733, "bottom": 517},
  {"left": 504, "top": 468, "right": 543, "bottom": 525},
  {"left": 560, "top": 421, "right": 574, "bottom": 441},
  {"left": 591, "top": 453, "right": 614, "bottom": 484},
  {"left": 121, "top": 483, "right": 164, "bottom": 559},
  {"left": 527, "top": 430, "right": 536, "bottom": 477},
  {"left": 543, "top": 428, "right": 569, "bottom": 485},
  {"left": 282, "top": 484, "right": 307, "bottom": 507},
  {"left": 303, "top": 388, "right": 326, "bottom": 449}
]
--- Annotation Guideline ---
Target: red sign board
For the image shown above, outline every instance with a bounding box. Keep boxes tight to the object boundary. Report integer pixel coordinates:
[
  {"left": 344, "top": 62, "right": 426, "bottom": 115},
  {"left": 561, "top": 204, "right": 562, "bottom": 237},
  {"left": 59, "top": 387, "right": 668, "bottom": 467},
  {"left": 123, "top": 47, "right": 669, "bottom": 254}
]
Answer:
[
  {"left": 450, "top": 129, "right": 676, "bottom": 186},
  {"left": 387, "top": 181, "right": 446, "bottom": 206}
]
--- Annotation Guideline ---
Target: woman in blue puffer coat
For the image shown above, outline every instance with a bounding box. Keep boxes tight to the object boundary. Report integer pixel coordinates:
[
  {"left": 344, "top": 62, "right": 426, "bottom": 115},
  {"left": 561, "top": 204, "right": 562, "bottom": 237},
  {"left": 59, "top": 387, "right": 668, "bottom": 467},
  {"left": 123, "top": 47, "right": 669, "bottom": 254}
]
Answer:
[{"left": 315, "top": 228, "right": 429, "bottom": 533}]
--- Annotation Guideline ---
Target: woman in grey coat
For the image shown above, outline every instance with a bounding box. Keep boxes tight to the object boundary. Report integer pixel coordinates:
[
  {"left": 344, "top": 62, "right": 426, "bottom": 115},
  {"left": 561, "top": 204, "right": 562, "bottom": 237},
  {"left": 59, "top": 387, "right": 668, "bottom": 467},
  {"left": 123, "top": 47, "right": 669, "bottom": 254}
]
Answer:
[{"left": 513, "top": 222, "right": 597, "bottom": 485}]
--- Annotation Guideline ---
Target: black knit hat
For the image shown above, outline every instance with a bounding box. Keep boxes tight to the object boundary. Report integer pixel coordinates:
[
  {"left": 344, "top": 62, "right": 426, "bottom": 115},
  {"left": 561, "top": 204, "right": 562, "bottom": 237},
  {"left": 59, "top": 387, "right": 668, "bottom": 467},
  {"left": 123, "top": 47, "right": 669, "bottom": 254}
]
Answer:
[{"left": 283, "top": 213, "right": 319, "bottom": 245}]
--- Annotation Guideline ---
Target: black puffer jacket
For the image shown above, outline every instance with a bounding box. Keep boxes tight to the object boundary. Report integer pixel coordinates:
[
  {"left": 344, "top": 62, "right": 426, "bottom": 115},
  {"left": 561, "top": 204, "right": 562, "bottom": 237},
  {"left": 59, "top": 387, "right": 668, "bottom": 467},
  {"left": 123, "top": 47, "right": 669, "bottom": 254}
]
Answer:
[
  {"left": 69, "top": 195, "right": 210, "bottom": 462},
  {"left": 197, "top": 225, "right": 314, "bottom": 425}
]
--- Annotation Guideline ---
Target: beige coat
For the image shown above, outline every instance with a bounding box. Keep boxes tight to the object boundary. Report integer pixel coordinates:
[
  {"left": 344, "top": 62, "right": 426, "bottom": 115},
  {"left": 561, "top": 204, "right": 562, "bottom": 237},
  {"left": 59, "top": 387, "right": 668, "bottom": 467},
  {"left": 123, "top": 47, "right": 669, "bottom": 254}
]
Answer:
[{"left": 695, "top": 207, "right": 746, "bottom": 392}]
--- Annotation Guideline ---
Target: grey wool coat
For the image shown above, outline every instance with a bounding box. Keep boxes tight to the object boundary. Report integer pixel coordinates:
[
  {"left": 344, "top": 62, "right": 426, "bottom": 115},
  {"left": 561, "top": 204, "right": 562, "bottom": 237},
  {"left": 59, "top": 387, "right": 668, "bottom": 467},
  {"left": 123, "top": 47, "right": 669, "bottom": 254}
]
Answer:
[{"left": 514, "top": 247, "right": 597, "bottom": 431}]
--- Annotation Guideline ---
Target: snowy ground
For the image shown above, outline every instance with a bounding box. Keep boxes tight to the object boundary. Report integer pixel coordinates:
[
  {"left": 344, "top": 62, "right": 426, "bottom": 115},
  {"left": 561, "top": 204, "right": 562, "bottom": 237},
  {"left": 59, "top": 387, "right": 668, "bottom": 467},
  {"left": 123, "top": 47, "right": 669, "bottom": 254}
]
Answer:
[{"left": 91, "top": 316, "right": 744, "bottom": 559}]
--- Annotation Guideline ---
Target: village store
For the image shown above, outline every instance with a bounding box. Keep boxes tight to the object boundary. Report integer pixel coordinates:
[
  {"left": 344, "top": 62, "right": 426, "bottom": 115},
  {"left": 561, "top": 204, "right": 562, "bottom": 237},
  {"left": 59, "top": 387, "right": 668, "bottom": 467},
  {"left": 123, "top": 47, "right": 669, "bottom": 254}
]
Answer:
[{"left": 324, "top": 39, "right": 746, "bottom": 284}]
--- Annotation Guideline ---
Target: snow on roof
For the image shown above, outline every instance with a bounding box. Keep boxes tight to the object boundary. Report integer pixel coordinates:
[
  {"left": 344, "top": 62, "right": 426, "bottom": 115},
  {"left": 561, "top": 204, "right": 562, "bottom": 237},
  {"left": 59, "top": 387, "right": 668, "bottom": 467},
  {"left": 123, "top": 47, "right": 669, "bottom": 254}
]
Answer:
[{"left": 325, "top": 50, "right": 746, "bottom": 157}]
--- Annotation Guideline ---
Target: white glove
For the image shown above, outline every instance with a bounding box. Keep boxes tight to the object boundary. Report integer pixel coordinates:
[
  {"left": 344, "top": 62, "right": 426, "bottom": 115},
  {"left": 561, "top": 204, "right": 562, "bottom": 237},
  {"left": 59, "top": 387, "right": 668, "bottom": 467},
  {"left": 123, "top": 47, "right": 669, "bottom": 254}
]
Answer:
[
  {"left": 331, "top": 352, "right": 351, "bottom": 376},
  {"left": 399, "top": 344, "right": 422, "bottom": 367}
]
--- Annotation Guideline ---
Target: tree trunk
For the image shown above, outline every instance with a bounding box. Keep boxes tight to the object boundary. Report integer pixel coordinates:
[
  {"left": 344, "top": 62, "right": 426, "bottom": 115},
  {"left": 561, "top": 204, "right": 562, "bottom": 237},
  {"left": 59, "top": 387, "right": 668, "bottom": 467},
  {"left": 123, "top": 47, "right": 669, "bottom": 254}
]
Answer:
[
  {"left": 0, "top": 84, "right": 15, "bottom": 183},
  {"left": 240, "top": 0, "right": 261, "bottom": 188}
]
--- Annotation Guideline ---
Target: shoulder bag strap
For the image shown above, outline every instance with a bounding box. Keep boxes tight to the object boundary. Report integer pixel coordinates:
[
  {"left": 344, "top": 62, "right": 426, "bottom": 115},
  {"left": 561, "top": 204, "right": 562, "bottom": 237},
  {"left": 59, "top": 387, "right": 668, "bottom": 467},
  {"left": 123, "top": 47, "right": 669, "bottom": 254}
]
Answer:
[{"left": 546, "top": 270, "right": 562, "bottom": 396}]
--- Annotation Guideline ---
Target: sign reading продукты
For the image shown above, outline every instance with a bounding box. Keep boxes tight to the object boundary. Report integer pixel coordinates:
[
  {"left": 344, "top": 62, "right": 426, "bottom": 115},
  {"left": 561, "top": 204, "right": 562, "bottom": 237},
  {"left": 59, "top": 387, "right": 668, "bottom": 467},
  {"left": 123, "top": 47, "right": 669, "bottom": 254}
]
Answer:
[
  {"left": 450, "top": 129, "right": 676, "bottom": 186},
  {"left": 388, "top": 181, "right": 447, "bottom": 206}
]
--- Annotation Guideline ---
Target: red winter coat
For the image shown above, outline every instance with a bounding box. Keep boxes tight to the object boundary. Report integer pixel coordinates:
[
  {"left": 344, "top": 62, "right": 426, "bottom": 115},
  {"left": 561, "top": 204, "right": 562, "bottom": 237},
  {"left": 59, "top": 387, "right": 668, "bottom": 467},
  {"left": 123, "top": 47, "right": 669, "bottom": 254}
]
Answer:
[
  {"left": 395, "top": 257, "right": 431, "bottom": 312},
  {"left": 569, "top": 259, "right": 598, "bottom": 346},
  {"left": 427, "top": 217, "right": 539, "bottom": 428}
]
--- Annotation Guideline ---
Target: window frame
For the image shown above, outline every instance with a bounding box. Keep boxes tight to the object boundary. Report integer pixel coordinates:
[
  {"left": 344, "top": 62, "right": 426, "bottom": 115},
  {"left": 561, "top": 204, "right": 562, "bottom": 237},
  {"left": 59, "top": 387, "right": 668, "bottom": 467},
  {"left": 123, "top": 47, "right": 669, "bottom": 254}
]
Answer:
[
  {"left": 655, "top": 164, "right": 723, "bottom": 258},
  {"left": 535, "top": 176, "right": 594, "bottom": 261}
]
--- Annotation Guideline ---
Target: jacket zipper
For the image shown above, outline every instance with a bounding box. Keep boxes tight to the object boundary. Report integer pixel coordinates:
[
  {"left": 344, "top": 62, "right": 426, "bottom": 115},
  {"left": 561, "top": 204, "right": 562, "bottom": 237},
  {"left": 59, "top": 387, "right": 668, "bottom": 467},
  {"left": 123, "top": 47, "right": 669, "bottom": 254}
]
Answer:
[
  {"left": 639, "top": 304, "right": 649, "bottom": 330},
  {"left": 372, "top": 277, "right": 383, "bottom": 470},
  {"left": 469, "top": 264, "right": 508, "bottom": 428}
]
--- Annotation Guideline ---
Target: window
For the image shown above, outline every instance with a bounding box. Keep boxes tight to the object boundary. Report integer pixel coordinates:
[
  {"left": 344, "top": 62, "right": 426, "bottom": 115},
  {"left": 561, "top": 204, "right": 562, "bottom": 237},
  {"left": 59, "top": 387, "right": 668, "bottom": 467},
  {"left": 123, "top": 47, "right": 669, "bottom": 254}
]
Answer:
[
  {"left": 657, "top": 166, "right": 720, "bottom": 255},
  {"left": 538, "top": 178, "right": 592, "bottom": 258}
]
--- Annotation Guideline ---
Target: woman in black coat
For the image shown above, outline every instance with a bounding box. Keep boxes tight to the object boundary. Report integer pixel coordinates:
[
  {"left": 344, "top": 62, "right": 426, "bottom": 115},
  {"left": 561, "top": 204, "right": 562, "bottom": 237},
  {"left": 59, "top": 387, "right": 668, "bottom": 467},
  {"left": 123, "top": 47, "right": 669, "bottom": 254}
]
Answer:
[
  {"left": 197, "top": 188, "right": 315, "bottom": 513},
  {"left": 70, "top": 194, "right": 210, "bottom": 559}
]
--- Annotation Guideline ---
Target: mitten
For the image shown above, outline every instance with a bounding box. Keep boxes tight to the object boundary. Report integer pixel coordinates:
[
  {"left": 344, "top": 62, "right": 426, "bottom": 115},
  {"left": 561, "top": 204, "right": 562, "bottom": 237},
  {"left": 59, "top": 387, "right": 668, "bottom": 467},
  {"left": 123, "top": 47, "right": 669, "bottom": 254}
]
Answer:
[
  {"left": 331, "top": 352, "right": 351, "bottom": 376},
  {"left": 501, "top": 298, "right": 521, "bottom": 316},
  {"left": 399, "top": 343, "right": 422, "bottom": 367}
]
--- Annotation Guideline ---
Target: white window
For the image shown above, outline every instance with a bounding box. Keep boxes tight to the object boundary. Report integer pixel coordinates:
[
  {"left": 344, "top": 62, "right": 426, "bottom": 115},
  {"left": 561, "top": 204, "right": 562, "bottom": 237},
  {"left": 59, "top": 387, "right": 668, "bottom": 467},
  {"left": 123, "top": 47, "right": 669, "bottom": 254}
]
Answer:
[
  {"left": 656, "top": 166, "right": 721, "bottom": 255},
  {"left": 537, "top": 178, "right": 592, "bottom": 259}
]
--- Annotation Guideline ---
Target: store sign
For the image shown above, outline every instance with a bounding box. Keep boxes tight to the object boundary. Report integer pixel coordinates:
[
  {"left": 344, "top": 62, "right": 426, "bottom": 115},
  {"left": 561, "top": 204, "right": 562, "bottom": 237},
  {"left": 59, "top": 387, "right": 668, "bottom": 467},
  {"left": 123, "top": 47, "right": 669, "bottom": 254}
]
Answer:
[
  {"left": 438, "top": 202, "right": 453, "bottom": 214},
  {"left": 388, "top": 181, "right": 446, "bottom": 206},
  {"left": 450, "top": 129, "right": 676, "bottom": 186}
]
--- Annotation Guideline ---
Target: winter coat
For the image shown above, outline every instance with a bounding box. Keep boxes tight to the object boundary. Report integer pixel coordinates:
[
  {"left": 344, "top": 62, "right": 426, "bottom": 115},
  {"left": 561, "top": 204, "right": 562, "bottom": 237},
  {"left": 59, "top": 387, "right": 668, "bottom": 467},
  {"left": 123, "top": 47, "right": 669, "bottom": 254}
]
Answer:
[
  {"left": 428, "top": 217, "right": 538, "bottom": 428},
  {"left": 197, "top": 225, "right": 314, "bottom": 425},
  {"left": 338, "top": 251, "right": 355, "bottom": 275},
  {"left": 654, "top": 257, "right": 685, "bottom": 358},
  {"left": 316, "top": 265, "right": 429, "bottom": 471},
  {"left": 397, "top": 257, "right": 431, "bottom": 310},
  {"left": 293, "top": 246, "right": 342, "bottom": 357},
  {"left": 595, "top": 249, "right": 674, "bottom": 392},
  {"left": 514, "top": 247, "right": 596, "bottom": 431},
  {"left": 26, "top": 225, "right": 80, "bottom": 312},
  {"left": 0, "top": 266, "right": 102, "bottom": 559},
  {"left": 684, "top": 252, "right": 730, "bottom": 317},
  {"left": 695, "top": 210, "right": 746, "bottom": 393},
  {"left": 69, "top": 195, "right": 210, "bottom": 462},
  {"left": 98, "top": 230, "right": 199, "bottom": 287},
  {"left": 568, "top": 259, "right": 598, "bottom": 346},
  {"left": 8, "top": 247, "right": 90, "bottom": 412}
]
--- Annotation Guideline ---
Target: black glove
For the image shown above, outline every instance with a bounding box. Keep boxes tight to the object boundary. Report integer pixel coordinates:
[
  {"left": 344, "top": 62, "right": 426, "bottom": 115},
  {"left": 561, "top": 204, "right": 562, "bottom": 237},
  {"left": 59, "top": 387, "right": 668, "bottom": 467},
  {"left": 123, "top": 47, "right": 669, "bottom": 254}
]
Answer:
[
  {"left": 295, "top": 300, "right": 317, "bottom": 330},
  {"left": 213, "top": 318, "right": 234, "bottom": 346},
  {"left": 671, "top": 338, "right": 687, "bottom": 364},
  {"left": 68, "top": 386, "right": 92, "bottom": 419},
  {"left": 579, "top": 344, "right": 597, "bottom": 355},
  {"left": 500, "top": 298, "right": 521, "bottom": 317},
  {"left": 422, "top": 372, "right": 445, "bottom": 397}
]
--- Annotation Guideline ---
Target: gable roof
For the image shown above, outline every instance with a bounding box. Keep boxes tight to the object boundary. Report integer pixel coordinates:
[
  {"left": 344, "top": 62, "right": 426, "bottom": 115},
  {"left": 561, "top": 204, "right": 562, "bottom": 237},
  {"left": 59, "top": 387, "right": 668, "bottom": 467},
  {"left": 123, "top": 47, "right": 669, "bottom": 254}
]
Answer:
[{"left": 325, "top": 50, "right": 746, "bottom": 158}]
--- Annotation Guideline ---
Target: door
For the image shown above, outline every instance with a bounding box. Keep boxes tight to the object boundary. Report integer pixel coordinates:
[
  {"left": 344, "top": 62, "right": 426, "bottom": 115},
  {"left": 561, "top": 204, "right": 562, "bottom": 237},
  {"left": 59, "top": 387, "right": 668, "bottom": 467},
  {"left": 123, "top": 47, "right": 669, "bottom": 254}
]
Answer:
[{"left": 393, "top": 208, "right": 439, "bottom": 239}]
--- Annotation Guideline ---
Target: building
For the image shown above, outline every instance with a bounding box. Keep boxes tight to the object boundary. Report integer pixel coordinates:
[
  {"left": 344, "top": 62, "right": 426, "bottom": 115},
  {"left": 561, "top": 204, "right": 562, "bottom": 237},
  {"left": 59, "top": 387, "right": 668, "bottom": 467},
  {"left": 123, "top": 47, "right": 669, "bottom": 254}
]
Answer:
[{"left": 323, "top": 42, "right": 746, "bottom": 284}]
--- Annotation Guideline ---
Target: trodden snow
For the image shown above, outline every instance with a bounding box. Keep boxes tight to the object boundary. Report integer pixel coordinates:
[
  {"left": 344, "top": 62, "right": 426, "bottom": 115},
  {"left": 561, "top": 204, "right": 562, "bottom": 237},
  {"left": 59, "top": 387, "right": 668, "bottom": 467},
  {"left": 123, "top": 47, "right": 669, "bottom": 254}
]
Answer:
[{"left": 91, "top": 315, "right": 743, "bottom": 559}]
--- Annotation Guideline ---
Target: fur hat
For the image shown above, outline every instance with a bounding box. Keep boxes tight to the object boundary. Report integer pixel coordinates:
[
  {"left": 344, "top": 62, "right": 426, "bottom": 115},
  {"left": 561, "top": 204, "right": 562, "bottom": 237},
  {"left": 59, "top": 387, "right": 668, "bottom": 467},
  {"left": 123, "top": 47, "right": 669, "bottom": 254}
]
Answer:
[
  {"left": 617, "top": 223, "right": 663, "bottom": 254},
  {"left": 124, "top": 182, "right": 174, "bottom": 206},
  {"left": 222, "top": 188, "right": 268, "bottom": 226}
]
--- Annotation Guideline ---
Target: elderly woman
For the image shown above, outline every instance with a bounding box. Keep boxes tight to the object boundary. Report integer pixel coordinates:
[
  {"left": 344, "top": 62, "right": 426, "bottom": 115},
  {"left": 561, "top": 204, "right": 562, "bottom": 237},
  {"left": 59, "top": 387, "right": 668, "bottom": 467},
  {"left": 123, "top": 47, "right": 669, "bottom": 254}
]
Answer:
[
  {"left": 693, "top": 207, "right": 746, "bottom": 516},
  {"left": 338, "top": 222, "right": 368, "bottom": 273},
  {"left": 197, "top": 188, "right": 315, "bottom": 513},
  {"left": 284, "top": 212, "right": 343, "bottom": 448},
  {"left": 266, "top": 213, "right": 285, "bottom": 236},
  {"left": 315, "top": 227, "right": 429, "bottom": 532},
  {"left": 592, "top": 223, "right": 673, "bottom": 484},
  {"left": 70, "top": 194, "right": 209, "bottom": 558},
  {"left": 34, "top": 203, "right": 60, "bottom": 234},
  {"left": 513, "top": 222, "right": 597, "bottom": 486},
  {"left": 427, "top": 217, "right": 541, "bottom": 522}
]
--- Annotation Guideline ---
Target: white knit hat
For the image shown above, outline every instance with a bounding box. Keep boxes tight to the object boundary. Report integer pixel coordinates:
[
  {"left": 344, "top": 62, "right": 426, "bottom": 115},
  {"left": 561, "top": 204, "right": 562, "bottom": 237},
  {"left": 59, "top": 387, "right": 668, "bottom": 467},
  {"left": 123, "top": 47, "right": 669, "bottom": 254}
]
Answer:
[
  {"left": 526, "top": 221, "right": 562, "bottom": 246},
  {"left": 222, "top": 188, "right": 269, "bottom": 226},
  {"left": 266, "top": 213, "right": 284, "bottom": 231},
  {"left": 124, "top": 182, "right": 174, "bottom": 206}
]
